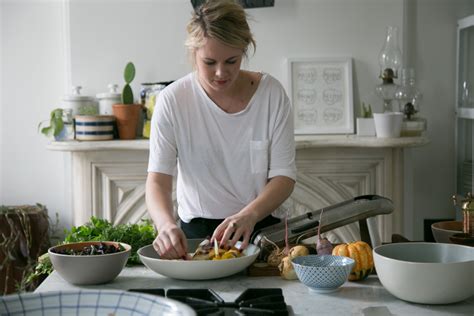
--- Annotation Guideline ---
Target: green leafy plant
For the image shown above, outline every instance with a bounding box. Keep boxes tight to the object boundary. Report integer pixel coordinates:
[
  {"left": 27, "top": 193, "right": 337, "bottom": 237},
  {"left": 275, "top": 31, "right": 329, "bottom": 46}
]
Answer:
[
  {"left": 63, "top": 216, "right": 156, "bottom": 265},
  {"left": 360, "top": 102, "right": 373, "bottom": 118},
  {"left": 23, "top": 216, "right": 156, "bottom": 290},
  {"left": 38, "top": 108, "right": 64, "bottom": 137},
  {"left": 122, "top": 62, "right": 136, "bottom": 104}
]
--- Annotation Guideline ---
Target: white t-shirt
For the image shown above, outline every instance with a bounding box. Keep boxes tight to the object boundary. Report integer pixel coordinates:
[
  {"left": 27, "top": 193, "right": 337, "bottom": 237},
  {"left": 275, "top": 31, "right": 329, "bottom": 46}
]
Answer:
[{"left": 148, "top": 72, "right": 296, "bottom": 223}]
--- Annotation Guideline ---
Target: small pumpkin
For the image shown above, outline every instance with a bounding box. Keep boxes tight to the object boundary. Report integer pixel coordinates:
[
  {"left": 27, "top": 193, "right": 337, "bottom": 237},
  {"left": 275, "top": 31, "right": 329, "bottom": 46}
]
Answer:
[{"left": 332, "top": 241, "right": 373, "bottom": 281}]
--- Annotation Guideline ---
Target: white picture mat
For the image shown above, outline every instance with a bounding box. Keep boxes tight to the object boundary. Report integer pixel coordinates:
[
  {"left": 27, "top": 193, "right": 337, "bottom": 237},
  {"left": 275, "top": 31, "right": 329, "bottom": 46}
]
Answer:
[{"left": 288, "top": 57, "right": 354, "bottom": 134}]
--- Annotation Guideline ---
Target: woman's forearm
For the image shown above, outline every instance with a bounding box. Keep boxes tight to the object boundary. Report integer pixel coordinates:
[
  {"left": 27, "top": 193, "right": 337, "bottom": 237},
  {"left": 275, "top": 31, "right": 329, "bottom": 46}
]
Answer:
[
  {"left": 240, "top": 175, "right": 295, "bottom": 222},
  {"left": 145, "top": 172, "right": 176, "bottom": 231}
]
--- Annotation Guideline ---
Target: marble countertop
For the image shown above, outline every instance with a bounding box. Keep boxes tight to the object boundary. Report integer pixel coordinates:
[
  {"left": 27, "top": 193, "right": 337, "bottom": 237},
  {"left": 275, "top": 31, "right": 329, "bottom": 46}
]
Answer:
[
  {"left": 35, "top": 266, "right": 473, "bottom": 315},
  {"left": 46, "top": 135, "right": 430, "bottom": 152}
]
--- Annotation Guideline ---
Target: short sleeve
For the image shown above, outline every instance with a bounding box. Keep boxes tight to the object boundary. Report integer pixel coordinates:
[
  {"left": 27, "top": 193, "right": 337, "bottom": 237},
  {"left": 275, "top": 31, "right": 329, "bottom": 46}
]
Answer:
[
  {"left": 268, "top": 81, "right": 297, "bottom": 181},
  {"left": 147, "top": 91, "right": 178, "bottom": 175}
]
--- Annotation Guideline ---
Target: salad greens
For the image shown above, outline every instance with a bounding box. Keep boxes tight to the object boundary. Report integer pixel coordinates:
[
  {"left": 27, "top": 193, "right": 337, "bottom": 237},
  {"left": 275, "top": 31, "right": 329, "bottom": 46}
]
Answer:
[
  {"left": 23, "top": 217, "right": 156, "bottom": 291},
  {"left": 63, "top": 216, "right": 156, "bottom": 265}
]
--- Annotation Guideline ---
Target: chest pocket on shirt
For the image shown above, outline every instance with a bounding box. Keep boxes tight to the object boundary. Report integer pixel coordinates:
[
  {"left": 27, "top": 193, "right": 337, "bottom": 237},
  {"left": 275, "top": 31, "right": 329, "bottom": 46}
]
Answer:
[{"left": 250, "top": 140, "right": 269, "bottom": 174}]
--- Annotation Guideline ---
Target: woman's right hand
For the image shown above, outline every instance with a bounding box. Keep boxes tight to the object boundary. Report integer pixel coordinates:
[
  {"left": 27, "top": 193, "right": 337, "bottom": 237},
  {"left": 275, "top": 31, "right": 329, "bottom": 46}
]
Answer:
[{"left": 153, "top": 222, "right": 188, "bottom": 259}]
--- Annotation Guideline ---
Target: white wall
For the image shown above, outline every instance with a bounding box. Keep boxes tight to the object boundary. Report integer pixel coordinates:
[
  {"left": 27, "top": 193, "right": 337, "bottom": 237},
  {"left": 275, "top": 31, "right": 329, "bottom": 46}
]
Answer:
[
  {"left": 1, "top": 0, "right": 473, "bottom": 239},
  {"left": 1, "top": 0, "right": 71, "bottom": 227},
  {"left": 0, "top": 2, "right": 4, "bottom": 203},
  {"left": 410, "top": 0, "right": 474, "bottom": 238}
]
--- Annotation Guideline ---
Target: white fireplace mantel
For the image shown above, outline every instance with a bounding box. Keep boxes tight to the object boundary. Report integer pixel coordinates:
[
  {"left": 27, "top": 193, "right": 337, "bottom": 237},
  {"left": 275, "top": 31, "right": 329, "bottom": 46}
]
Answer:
[{"left": 48, "top": 135, "right": 429, "bottom": 243}]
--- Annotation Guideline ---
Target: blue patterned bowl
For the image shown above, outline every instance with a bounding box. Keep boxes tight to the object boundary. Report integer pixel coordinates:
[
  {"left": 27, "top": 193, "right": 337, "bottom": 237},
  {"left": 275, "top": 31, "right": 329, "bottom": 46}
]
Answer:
[
  {"left": 0, "top": 290, "right": 196, "bottom": 315},
  {"left": 292, "top": 255, "right": 355, "bottom": 293}
]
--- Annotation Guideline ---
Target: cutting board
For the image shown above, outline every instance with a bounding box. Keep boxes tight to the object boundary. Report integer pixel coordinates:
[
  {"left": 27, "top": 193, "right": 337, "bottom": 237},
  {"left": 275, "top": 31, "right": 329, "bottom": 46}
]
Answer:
[{"left": 247, "top": 261, "right": 280, "bottom": 277}]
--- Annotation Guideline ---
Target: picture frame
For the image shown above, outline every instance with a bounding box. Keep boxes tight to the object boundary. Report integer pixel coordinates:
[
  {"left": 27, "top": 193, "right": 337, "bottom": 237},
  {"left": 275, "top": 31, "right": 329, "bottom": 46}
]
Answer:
[{"left": 288, "top": 57, "right": 354, "bottom": 134}]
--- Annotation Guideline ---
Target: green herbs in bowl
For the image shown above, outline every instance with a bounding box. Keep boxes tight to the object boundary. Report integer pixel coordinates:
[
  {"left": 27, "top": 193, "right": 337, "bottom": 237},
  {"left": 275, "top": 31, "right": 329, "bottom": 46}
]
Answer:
[{"left": 63, "top": 217, "right": 156, "bottom": 265}]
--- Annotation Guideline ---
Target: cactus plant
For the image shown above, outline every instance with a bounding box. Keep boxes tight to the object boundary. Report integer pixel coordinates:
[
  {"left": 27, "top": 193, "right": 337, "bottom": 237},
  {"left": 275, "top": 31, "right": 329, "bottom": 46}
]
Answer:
[{"left": 122, "top": 62, "right": 136, "bottom": 104}]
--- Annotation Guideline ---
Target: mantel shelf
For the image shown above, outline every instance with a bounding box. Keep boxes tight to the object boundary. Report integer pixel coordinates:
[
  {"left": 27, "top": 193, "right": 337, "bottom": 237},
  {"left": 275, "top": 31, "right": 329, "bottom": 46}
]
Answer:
[
  {"left": 52, "top": 133, "right": 430, "bottom": 242},
  {"left": 47, "top": 135, "right": 430, "bottom": 152}
]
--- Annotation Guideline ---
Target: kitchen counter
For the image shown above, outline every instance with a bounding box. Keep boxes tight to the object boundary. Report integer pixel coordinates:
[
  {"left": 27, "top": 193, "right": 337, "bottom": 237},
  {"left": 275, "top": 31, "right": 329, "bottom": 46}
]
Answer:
[{"left": 35, "top": 266, "right": 473, "bottom": 315}]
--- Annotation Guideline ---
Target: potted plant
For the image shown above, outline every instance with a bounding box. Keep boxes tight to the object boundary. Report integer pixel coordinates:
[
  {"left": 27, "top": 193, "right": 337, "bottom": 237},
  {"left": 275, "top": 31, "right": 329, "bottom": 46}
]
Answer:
[
  {"left": 112, "top": 62, "right": 142, "bottom": 140},
  {"left": 356, "top": 102, "right": 375, "bottom": 136},
  {"left": 38, "top": 108, "right": 74, "bottom": 141}
]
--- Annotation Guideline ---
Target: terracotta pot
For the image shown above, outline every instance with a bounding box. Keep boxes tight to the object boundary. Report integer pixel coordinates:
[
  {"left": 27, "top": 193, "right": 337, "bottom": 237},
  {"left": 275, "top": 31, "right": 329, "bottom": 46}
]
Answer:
[{"left": 112, "top": 103, "right": 142, "bottom": 140}]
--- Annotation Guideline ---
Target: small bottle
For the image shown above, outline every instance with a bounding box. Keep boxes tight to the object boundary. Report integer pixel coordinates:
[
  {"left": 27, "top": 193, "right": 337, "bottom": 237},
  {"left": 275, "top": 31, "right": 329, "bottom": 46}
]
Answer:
[{"left": 62, "top": 108, "right": 75, "bottom": 140}]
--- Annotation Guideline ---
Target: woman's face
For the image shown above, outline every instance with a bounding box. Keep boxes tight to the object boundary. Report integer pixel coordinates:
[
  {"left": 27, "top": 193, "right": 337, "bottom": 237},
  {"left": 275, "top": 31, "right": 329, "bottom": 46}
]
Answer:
[{"left": 195, "top": 37, "right": 243, "bottom": 94}]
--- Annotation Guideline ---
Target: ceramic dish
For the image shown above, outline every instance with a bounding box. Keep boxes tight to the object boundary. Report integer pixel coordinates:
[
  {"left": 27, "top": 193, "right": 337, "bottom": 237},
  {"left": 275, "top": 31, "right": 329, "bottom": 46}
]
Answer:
[
  {"left": 431, "top": 220, "right": 463, "bottom": 243},
  {"left": 48, "top": 241, "right": 131, "bottom": 285},
  {"left": 138, "top": 240, "right": 260, "bottom": 280},
  {"left": 291, "top": 255, "right": 355, "bottom": 293},
  {"left": 0, "top": 289, "right": 195, "bottom": 316},
  {"left": 373, "top": 242, "right": 474, "bottom": 304}
]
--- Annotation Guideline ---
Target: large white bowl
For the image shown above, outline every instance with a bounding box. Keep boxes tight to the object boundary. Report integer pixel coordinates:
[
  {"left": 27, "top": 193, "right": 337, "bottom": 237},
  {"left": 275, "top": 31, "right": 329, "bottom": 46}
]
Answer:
[
  {"left": 138, "top": 240, "right": 260, "bottom": 280},
  {"left": 373, "top": 242, "right": 474, "bottom": 304},
  {"left": 0, "top": 290, "right": 195, "bottom": 316}
]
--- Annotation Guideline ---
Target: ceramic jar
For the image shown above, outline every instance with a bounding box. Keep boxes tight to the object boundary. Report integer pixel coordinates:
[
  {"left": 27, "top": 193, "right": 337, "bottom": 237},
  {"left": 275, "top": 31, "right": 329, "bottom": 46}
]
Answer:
[
  {"left": 63, "top": 86, "right": 98, "bottom": 116},
  {"left": 96, "top": 84, "right": 122, "bottom": 115}
]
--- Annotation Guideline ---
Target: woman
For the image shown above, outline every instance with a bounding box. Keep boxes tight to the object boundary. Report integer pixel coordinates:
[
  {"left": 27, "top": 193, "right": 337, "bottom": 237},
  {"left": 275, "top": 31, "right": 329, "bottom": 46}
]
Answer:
[{"left": 146, "top": 0, "right": 296, "bottom": 259}]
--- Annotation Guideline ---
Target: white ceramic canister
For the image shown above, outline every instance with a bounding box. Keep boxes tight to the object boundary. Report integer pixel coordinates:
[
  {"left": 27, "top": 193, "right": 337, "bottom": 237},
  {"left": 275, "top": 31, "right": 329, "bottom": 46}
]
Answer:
[
  {"left": 63, "top": 86, "right": 98, "bottom": 116},
  {"left": 97, "top": 84, "right": 122, "bottom": 115}
]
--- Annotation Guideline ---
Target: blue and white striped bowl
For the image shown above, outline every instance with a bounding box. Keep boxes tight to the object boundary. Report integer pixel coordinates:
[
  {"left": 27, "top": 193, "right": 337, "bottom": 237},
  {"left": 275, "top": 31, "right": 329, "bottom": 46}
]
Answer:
[
  {"left": 0, "top": 290, "right": 196, "bottom": 316},
  {"left": 292, "top": 255, "right": 355, "bottom": 293},
  {"left": 75, "top": 115, "right": 115, "bottom": 141}
]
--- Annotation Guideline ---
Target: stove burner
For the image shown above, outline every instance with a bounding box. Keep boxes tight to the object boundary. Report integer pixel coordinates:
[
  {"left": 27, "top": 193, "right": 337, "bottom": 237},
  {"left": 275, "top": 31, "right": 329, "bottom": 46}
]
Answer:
[{"left": 128, "top": 288, "right": 289, "bottom": 316}]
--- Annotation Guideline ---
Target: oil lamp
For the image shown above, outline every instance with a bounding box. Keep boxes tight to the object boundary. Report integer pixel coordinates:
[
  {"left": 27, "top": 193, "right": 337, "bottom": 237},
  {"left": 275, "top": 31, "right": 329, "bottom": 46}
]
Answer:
[{"left": 375, "top": 26, "right": 403, "bottom": 112}]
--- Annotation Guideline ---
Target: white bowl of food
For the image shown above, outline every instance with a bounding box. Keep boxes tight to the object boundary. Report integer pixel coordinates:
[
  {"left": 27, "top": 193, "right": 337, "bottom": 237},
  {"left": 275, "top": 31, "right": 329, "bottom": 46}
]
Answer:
[
  {"left": 138, "top": 239, "right": 260, "bottom": 280},
  {"left": 431, "top": 220, "right": 463, "bottom": 243},
  {"left": 373, "top": 242, "right": 474, "bottom": 304},
  {"left": 48, "top": 241, "right": 131, "bottom": 285}
]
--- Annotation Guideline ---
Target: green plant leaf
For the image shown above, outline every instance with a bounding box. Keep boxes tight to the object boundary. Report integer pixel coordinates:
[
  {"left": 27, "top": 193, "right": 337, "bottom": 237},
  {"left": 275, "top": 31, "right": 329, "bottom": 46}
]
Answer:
[
  {"left": 39, "top": 108, "right": 65, "bottom": 137},
  {"left": 41, "top": 126, "right": 53, "bottom": 137},
  {"left": 124, "top": 62, "right": 135, "bottom": 84},
  {"left": 51, "top": 116, "right": 64, "bottom": 136},
  {"left": 122, "top": 84, "right": 134, "bottom": 104}
]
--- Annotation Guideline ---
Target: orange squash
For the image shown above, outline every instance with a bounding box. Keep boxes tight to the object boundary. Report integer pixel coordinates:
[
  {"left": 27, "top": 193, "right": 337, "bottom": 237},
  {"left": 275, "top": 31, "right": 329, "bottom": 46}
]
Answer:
[{"left": 332, "top": 241, "right": 373, "bottom": 281}]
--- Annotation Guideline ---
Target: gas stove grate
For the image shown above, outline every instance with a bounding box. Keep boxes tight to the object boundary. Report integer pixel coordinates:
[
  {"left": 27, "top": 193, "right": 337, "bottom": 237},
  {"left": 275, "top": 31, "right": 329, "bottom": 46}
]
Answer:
[{"left": 129, "top": 288, "right": 289, "bottom": 316}]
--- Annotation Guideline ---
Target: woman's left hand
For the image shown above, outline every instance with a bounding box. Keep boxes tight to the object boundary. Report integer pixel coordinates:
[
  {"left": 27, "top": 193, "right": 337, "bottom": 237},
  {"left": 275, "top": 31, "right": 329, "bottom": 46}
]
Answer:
[{"left": 211, "top": 212, "right": 258, "bottom": 250}]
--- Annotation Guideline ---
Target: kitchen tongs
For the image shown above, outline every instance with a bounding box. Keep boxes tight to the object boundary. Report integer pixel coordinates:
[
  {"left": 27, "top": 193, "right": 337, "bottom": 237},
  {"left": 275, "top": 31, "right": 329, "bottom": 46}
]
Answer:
[{"left": 251, "top": 195, "right": 394, "bottom": 249}]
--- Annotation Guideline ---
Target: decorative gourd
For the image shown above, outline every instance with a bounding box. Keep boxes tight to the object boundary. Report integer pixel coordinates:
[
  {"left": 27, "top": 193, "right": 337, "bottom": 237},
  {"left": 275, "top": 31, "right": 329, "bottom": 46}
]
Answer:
[{"left": 332, "top": 241, "right": 373, "bottom": 281}]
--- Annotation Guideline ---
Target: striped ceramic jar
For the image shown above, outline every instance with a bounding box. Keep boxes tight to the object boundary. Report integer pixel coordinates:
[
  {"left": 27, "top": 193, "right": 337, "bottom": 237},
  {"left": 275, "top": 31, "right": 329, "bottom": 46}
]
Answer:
[{"left": 75, "top": 115, "right": 115, "bottom": 141}]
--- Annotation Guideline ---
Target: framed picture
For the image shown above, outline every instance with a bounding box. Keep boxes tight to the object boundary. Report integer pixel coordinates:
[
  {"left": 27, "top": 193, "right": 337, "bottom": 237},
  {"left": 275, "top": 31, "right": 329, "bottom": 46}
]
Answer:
[{"left": 288, "top": 57, "right": 354, "bottom": 134}]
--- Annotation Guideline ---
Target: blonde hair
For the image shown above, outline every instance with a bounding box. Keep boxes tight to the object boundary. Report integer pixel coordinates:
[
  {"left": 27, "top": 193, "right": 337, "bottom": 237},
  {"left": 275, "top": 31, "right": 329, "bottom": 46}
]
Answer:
[{"left": 185, "top": 0, "right": 256, "bottom": 64}]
